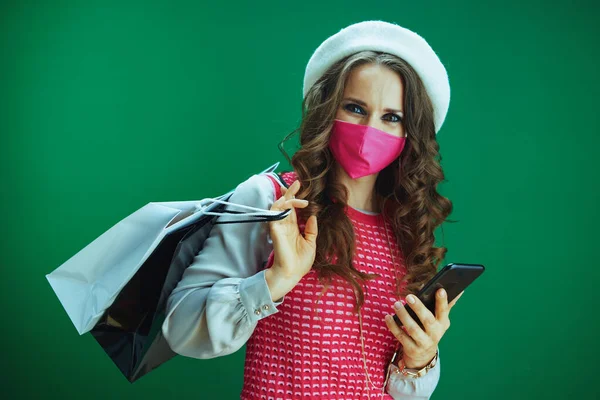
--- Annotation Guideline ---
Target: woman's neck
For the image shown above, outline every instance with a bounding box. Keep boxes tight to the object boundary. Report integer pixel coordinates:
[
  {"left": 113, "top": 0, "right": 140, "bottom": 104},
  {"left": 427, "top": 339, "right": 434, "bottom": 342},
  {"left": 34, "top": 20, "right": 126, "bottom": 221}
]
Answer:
[{"left": 335, "top": 164, "right": 380, "bottom": 213}]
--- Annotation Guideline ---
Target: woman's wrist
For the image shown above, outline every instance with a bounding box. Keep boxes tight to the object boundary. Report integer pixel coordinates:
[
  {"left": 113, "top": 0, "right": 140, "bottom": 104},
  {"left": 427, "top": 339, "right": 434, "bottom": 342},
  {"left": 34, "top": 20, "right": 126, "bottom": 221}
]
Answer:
[
  {"left": 265, "top": 266, "right": 300, "bottom": 302},
  {"left": 399, "top": 350, "right": 437, "bottom": 369},
  {"left": 394, "top": 349, "right": 439, "bottom": 378}
]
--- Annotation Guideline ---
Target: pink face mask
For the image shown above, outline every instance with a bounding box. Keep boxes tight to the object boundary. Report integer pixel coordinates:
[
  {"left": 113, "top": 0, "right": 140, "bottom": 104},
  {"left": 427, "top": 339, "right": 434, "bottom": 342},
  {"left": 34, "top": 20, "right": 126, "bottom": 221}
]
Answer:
[{"left": 328, "top": 119, "right": 407, "bottom": 179}]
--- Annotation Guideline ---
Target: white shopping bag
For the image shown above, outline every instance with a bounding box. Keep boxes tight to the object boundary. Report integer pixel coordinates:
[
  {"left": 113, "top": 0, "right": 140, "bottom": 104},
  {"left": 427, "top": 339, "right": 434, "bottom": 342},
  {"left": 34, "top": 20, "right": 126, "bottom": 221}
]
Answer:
[
  {"left": 45, "top": 162, "right": 291, "bottom": 382},
  {"left": 46, "top": 162, "right": 288, "bottom": 336}
]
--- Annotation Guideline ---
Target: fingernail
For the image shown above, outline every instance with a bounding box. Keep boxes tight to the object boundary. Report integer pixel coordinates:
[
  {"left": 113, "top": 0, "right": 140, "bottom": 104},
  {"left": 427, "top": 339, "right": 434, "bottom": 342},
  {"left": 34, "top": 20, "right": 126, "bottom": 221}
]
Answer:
[
  {"left": 407, "top": 295, "right": 416, "bottom": 304},
  {"left": 385, "top": 315, "right": 392, "bottom": 322},
  {"left": 439, "top": 289, "right": 446, "bottom": 298},
  {"left": 394, "top": 301, "right": 403, "bottom": 310}
]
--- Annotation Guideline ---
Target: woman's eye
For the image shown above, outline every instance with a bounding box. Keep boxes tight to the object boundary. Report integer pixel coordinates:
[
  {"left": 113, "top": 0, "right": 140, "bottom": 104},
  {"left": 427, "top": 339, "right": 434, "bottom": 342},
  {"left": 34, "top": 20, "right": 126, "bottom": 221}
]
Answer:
[
  {"left": 345, "top": 104, "right": 365, "bottom": 115},
  {"left": 384, "top": 113, "right": 402, "bottom": 123}
]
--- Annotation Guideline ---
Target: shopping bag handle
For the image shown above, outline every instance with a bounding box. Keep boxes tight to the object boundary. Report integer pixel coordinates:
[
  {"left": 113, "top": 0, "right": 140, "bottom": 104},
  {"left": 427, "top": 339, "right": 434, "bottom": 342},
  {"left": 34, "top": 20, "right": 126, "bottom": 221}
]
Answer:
[{"left": 195, "top": 198, "right": 292, "bottom": 224}]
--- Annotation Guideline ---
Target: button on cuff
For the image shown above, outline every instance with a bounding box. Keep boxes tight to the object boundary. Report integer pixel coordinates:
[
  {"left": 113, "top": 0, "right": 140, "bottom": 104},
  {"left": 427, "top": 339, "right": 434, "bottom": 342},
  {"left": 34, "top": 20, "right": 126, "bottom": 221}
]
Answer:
[{"left": 239, "top": 270, "right": 281, "bottom": 324}]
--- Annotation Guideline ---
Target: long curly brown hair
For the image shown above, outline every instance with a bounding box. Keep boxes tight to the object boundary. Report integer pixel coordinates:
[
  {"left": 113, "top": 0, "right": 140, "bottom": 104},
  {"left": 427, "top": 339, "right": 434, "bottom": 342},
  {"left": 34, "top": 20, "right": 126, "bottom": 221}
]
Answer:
[{"left": 278, "top": 51, "right": 454, "bottom": 313}]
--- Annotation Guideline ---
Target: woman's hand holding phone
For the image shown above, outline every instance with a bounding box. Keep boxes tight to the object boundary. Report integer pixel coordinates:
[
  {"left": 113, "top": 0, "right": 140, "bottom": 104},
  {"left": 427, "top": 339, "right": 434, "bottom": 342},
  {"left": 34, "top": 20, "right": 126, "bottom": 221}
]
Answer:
[{"left": 384, "top": 288, "right": 463, "bottom": 369}]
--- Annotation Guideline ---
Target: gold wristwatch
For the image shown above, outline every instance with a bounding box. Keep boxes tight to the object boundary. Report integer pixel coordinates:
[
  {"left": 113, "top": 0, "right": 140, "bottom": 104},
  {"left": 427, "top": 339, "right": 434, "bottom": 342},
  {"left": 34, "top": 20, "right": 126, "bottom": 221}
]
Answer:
[{"left": 394, "top": 350, "right": 438, "bottom": 378}]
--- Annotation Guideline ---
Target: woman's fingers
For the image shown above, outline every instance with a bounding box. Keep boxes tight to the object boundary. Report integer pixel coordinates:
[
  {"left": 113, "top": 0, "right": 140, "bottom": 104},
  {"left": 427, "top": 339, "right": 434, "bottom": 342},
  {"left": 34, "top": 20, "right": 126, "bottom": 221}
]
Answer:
[
  {"left": 269, "top": 181, "right": 310, "bottom": 238},
  {"left": 434, "top": 289, "right": 451, "bottom": 330},
  {"left": 282, "top": 181, "right": 305, "bottom": 224},
  {"left": 272, "top": 181, "right": 302, "bottom": 209},
  {"left": 267, "top": 179, "right": 317, "bottom": 280},
  {"left": 285, "top": 180, "right": 300, "bottom": 200},
  {"left": 303, "top": 214, "right": 318, "bottom": 246},
  {"left": 404, "top": 295, "right": 438, "bottom": 334},
  {"left": 272, "top": 181, "right": 295, "bottom": 208},
  {"left": 385, "top": 314, "right": 416, "bottom": 350},
  {"left": 271, "top": 182, "right": 301, "bottom": 217},
  {"left": 392, "top": 300, "right": 432, "bottom": 348},
  {"left": 448, "top": 291, "right": 464, "bottom": 310}
]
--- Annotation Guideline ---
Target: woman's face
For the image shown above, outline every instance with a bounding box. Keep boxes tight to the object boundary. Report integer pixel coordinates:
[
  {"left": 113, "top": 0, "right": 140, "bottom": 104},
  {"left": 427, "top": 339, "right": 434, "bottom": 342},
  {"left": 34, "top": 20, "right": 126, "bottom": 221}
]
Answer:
[{"left": 335, "top": 63, "right": 406, "bottom": 138}]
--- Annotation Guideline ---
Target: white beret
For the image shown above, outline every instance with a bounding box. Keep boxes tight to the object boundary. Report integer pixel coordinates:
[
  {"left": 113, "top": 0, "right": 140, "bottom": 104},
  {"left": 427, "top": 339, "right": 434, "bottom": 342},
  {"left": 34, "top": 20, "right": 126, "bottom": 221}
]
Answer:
[{"left": 303, "top": 20, "right": 450, "bottom": 134}]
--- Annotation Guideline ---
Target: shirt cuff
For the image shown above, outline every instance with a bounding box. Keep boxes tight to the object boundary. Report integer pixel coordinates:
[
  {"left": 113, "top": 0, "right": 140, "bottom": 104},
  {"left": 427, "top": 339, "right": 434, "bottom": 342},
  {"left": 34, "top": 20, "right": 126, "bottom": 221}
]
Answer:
[
  {"left": 386, "top": 348, "right": 441, "bottom": 399},
  {"left": 239, "top": 269, "right": 285, "bottom": 324}
]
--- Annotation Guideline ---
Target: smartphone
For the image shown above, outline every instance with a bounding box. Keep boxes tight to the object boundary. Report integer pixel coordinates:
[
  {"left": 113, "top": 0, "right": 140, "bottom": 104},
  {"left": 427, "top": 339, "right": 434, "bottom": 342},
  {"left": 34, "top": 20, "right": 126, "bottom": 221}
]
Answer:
[{"left": 392, "top": 262, "right": 485, "bottom": 328}]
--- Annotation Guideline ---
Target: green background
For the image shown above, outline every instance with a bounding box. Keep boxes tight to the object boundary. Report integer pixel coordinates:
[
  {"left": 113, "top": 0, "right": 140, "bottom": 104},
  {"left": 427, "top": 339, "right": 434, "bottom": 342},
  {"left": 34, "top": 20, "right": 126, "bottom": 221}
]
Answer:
[{"left": 1, "top": 0, "right": 598, "bottom": 398}]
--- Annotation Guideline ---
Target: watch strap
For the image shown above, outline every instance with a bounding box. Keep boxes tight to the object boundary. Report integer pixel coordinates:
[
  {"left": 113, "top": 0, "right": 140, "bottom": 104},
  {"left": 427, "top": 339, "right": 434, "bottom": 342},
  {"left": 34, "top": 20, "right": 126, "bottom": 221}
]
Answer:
[{"left": 395, "top": 349, "right": 439, "bottom": 378}]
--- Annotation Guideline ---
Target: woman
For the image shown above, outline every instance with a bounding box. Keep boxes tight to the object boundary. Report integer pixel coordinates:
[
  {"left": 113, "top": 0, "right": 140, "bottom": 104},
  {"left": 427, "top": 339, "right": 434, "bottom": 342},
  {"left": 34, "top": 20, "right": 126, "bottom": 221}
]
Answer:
[{"left": 162, "top": 20, "right": 461, "bottom": 399}]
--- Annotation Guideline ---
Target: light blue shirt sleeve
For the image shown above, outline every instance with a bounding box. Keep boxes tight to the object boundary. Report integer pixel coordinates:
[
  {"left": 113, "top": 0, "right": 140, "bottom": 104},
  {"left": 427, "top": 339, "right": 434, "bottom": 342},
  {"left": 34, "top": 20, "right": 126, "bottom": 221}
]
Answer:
[
  {"left": 385, "top": 348, "right": 441, "bottom": 399},
  {"left": 161, "top": 173, "right": 285, "bottom": 359}
]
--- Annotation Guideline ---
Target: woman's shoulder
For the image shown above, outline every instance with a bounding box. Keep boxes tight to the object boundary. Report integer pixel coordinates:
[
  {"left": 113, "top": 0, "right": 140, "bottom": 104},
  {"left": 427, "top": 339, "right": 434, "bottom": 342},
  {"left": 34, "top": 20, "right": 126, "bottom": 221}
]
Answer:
[
  {"left": 229, "top": 172, "right": 278, "bottom": 208},
  {"left": 235, "top": 169, "right": 300, "bottom": 205}
]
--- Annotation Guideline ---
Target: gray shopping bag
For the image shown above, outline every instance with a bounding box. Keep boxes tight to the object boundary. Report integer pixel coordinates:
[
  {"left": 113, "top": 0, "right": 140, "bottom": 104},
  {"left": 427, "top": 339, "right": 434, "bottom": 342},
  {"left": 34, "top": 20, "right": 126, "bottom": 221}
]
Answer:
[{"left": 46, "top": 162, "right": 290, "bottom": 382}]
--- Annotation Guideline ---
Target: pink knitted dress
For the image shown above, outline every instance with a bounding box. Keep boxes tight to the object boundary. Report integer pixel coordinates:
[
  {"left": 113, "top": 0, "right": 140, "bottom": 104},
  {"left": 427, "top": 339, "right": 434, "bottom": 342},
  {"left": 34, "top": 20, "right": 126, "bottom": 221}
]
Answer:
[{"left": 241, "top": 171, "right": 407, "bottom": 399}]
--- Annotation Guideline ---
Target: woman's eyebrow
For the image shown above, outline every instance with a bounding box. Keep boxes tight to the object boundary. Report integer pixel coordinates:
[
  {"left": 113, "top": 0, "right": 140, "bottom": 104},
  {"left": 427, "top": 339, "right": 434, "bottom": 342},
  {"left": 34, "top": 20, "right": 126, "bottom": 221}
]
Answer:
[{"left": 343, "top": 97, "right": 404, "bottom": 115}]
